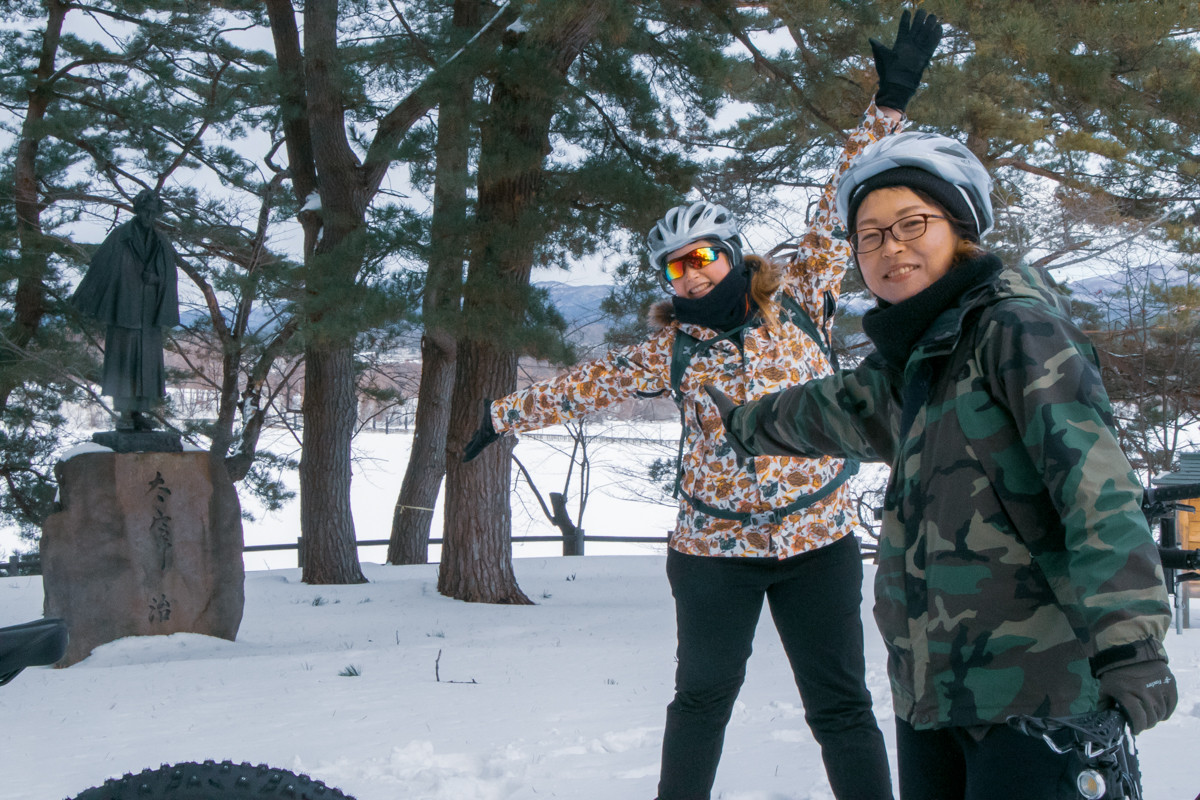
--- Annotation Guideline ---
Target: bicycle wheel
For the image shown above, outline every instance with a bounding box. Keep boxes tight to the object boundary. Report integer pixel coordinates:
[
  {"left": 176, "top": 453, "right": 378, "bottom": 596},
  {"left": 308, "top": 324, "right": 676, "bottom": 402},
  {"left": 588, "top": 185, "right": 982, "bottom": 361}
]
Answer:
[{"left": 68, "top": 760, "right": 356, "bottom": 800}]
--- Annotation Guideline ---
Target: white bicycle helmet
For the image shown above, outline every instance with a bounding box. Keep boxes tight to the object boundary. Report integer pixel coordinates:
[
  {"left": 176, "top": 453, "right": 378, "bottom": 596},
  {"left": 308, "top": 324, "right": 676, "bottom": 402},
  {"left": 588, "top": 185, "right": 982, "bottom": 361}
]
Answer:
[
  {"left": 646, "top": 201, "right": 745, "bottom": 269},
  {"left": 836, "top": 131, "right": 994, "bottom": 239}
]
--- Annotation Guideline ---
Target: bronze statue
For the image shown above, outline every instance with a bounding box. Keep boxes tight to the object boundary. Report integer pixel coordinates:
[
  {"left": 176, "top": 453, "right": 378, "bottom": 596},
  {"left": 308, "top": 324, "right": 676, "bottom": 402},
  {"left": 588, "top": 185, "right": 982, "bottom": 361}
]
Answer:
[{"left": 71, "top": 190, "right": 179, "bottom": 431}]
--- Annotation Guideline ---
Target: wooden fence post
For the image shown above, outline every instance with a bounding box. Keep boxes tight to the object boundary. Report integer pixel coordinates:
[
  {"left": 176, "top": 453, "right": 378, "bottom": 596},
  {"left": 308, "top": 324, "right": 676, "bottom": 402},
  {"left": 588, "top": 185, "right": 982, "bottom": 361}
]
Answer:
[{"left": 564, "top": 527, "right": 584, "bottom": 557}]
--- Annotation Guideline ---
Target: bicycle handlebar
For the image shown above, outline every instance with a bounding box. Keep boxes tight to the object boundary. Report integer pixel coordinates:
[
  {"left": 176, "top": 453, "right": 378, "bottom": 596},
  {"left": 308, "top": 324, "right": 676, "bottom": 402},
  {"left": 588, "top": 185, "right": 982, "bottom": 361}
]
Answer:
[
  {"left": 1142, "top": 481, "right": 1200, "bottom": 519},
  {"left": 1158, "top": 547, "right": 1200, "bottom": 570},
  {"left": 0, "top": 618, "right": 68, "bottom": 686}
]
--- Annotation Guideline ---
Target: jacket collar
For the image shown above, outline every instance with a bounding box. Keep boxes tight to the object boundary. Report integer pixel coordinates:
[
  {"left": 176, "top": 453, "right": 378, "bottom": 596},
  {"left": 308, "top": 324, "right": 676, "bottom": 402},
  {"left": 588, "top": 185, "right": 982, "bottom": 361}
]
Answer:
[{"left": 903, "top": 256, "right": 1068, "bottom": 373}]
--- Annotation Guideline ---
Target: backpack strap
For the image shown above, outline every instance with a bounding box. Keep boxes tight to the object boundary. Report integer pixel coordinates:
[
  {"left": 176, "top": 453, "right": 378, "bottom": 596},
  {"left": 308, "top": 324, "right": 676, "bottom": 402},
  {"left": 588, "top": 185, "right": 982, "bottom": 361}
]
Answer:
[
  {"left": 668, "top": 290, "right": 836, "bottom": 401},
  {"left": 666, "top": 289, "right": 859, "bottom": 523},
  {"left": 668, "top": 322, "right": 751, "bottom": 403},
  {"left": 677, "top": 459, "right": 860, "bottom": 525},
  {"left": 777, "top": 290, "right": 840, "bottom": 370}
]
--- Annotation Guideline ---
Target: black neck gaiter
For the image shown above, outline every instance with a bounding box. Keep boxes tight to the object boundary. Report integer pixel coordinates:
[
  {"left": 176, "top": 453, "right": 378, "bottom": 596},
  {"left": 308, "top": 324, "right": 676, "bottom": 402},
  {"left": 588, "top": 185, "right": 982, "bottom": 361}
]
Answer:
[
  {"left": 672, "top": 265, "right": 754, "bottom": 332},
  {"left": 861, "top": 254, "right": 1002, "bottom": 370}
]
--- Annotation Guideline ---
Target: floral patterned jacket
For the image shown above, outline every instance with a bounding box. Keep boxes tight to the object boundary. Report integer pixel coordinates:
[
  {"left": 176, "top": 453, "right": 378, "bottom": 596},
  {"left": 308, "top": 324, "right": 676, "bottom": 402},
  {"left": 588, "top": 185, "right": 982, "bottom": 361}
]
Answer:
[{"left": 491, "top": 103, "right": 902, "bottom": 558}]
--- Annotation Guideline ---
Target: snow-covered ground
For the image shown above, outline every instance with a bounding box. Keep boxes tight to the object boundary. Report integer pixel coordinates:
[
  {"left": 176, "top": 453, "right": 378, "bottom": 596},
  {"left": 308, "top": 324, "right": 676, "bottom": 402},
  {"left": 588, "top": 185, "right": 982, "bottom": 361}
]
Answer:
[
  {"left": 1, "top": 426, "right": 1198, "bottom": 799},
  {"left": 3, "top": 557, "right": 1199, "bottom": 800}
]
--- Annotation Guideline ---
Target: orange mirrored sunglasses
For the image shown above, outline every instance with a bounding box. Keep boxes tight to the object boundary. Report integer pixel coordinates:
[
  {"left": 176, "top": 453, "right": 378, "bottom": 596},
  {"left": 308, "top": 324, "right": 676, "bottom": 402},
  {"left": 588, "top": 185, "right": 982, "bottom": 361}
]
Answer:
[{"left": 663, "top": 246, "right": 721, "bottom": 283}]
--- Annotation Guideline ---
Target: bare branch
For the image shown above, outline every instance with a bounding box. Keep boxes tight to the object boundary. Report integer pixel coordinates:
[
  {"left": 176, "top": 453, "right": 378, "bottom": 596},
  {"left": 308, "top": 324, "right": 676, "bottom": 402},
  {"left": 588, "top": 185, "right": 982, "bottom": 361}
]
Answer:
[
  {"left": 387, "top": 0, "right": 438, "bottom": 68},
  {"left": 699, "top": 0, "right": 840, "bottom": 134},
  {"left": 362, "top": 1, "right": 520, "bottom": 192}
]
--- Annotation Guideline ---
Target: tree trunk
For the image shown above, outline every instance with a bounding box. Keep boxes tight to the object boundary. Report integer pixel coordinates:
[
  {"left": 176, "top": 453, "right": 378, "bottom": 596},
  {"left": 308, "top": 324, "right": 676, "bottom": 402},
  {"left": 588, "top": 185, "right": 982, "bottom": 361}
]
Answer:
[
  {"left": 440, "top": 0, "right": 610, "bottom": 604},
  {"left": 295, "top": 214, "right": 367, "bottom": 585},
  {"left": 388, "top": 333, "right": 455, "bottom": 564},
  {"left": 300, "top": 343, "right": 366, "bottom": 584},
  {"left": 387, "top": 0, "right": 482, "bottom": 565},
  {"left": 2, "top": 0, "right": 67, "bottom": 411},
  {"left": 441, "top": 340, "right": 527, "bottom": 602}
]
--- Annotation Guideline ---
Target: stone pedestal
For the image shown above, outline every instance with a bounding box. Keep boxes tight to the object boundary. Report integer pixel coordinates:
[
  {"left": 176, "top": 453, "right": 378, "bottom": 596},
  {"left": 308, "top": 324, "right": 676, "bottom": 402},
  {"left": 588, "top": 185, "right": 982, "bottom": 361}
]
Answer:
[{"left": 41, "top": 450, "right": 244, "bottom": 666}]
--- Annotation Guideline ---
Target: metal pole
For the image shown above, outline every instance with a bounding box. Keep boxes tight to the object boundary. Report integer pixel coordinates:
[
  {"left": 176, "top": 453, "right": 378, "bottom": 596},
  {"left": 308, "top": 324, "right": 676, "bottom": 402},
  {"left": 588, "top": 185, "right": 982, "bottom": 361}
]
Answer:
[
  {"left": 1184, "top": 582, "right": 1192, "bottom": 629},
  {"left": 1161, "top": 516, "right": 1182, "bottom": 634}
]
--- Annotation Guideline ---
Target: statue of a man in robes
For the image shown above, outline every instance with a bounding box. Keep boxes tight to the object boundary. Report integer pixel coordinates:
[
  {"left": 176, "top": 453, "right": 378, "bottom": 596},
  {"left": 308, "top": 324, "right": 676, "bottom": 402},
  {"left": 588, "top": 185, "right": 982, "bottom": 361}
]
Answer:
[{"left": 71, "top": 190, "right": 179, "bottom": 431}]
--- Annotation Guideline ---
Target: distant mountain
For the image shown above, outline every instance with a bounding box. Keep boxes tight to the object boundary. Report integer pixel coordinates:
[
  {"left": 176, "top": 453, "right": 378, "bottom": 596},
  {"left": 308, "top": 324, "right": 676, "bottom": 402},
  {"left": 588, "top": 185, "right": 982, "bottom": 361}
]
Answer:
[
  {"left": 538, "top": 281, "right": 616, "bottom": 349},
  {"left": 177, "top": 284, "right": 618, "bottom": 348},
  {"left": 1057, "top": 263, "right": 1188, "bottom": 326},
  {"left": 177, "top": 305, "right": 284, "bottom": 333},
  {"left": 179, "top": 267, "right": 1165, "bottom": 355}
]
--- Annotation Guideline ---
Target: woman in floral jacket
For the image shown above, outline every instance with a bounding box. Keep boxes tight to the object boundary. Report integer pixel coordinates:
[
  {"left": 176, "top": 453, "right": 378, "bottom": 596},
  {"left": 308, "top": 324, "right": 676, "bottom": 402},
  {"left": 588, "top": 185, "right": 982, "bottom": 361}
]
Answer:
[{"left": 463, "top": 13, "right": 943, "bottom": 799}]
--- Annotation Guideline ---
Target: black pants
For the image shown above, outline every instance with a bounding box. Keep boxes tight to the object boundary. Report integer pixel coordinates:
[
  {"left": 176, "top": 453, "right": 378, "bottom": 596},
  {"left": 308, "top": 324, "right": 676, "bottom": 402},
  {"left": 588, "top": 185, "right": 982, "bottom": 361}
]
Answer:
[
  {"left": 896, "top": 719, "right": 1095, "bottom": 800},
  {"left": 657, "top": 535, "right": 893, "bottom": 800}
]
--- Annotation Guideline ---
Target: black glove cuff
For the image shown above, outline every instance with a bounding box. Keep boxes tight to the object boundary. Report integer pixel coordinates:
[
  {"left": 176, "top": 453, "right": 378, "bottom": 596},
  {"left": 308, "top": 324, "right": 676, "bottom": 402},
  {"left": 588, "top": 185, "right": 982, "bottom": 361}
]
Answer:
[
  {"left": 875, "top": 69, "right": 925, "bottom": 111},
  {"left": 1090, "top": 638, "right": 1168, "bottom": 677},
  {"left": 874, "top": 86, "right": 915, "bottom": 113}
]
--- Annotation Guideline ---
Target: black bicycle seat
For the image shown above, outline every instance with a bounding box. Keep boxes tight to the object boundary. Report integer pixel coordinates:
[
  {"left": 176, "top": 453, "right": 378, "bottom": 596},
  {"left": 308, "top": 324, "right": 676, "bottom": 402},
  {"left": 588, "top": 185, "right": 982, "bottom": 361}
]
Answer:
[{"left": 0, "top": 618, "right": 68, "bottom": 686}]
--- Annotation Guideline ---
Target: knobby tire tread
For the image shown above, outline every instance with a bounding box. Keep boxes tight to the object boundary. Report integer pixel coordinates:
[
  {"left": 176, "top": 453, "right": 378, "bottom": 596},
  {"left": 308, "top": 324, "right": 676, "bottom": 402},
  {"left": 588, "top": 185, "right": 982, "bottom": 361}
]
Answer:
[{"left": 67, "top": 760, "right": 355, "bottom": 800}]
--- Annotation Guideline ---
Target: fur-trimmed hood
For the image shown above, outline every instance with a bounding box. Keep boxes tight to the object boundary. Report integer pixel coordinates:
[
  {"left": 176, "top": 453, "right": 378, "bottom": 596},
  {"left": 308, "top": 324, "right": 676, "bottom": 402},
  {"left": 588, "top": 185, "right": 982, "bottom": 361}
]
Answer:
[{"left": 648, "top": 298, "right": 677, "bottom": 330}]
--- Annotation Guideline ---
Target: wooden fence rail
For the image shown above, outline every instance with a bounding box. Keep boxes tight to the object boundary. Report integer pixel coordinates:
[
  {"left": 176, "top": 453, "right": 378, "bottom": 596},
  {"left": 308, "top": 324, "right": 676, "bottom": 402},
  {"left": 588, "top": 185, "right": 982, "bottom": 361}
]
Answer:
[
  {"left": 244, "top": 531, "right": 671, "bottom": 566},
  {"left": 1, "top": 553, "right": 41, "bottom": 577},
  {"left": 1, "top": 533, "right": 670, "bottom": 578}
]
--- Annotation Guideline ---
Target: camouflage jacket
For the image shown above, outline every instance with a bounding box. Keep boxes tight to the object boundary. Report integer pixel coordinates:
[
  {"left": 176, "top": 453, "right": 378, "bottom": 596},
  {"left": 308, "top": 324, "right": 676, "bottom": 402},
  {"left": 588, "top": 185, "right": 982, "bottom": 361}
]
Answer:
[
  {"left": 726, "top": 256, "right": 1170, "bottom": 727},
  {"left": 490, "top": 103, "right": 903, "bottom": 559}
]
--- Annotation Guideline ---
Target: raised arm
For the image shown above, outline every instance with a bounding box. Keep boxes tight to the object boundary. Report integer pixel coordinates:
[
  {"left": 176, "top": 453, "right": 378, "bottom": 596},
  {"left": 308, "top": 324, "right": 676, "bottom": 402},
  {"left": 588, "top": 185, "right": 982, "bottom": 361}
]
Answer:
[
  {"left": 786, "top": 10, "right": 942, "bottom": 316},
  {"left": 783, "top": 103, "right": 902, "bottom": 310}
]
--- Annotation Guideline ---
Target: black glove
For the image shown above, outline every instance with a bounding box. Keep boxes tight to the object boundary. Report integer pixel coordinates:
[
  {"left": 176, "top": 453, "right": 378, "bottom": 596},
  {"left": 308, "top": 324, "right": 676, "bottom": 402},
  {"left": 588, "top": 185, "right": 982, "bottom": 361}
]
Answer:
[
  {"left": 870, "top": 8, "right": 943, "bottom": 113},
  {"left": 1097, "top": 659, "right": 1178, "bottom": 735},
  {"left": 702, "top": 384, "right": 753, "bottom": 461},
  {"left": 462, "top": 400, "right": 500, "bottom": 463}
]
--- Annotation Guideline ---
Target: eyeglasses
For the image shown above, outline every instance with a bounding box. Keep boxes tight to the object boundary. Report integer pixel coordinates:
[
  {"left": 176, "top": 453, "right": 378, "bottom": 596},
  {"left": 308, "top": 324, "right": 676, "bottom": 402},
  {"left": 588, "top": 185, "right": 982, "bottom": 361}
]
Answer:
[
  {"left": 849, "top": 213, "right": 949, "bottom": 254},
  {"left": 664, "top": 246, "right": 722, "bottom": 282}
]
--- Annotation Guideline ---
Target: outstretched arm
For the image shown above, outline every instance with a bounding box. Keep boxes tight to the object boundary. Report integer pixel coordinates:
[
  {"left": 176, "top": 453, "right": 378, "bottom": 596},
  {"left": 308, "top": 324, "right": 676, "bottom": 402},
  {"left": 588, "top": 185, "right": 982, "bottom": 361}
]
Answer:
[
  {"left": 706, "top": 355, "right": 902, "bottom": 464},
  {"left": 461, "top": 330, "right": 675, "bottom": 462}
]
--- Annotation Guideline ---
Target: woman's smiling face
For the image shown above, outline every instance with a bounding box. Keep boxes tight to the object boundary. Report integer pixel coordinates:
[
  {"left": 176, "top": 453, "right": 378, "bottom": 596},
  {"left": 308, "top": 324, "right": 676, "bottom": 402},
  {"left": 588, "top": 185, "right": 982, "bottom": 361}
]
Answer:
[
  {"left": 854, "top": 187, "right": 959, "bottom": 305},
  {"left": 665, "top": 239, "right": 732, "bottom": 299}
]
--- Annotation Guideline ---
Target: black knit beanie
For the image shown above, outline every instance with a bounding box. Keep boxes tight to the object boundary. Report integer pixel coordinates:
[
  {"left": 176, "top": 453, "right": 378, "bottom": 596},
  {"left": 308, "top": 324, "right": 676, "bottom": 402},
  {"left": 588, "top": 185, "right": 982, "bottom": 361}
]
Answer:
[{"left": 846, "top": 166, "right": 981, "bottom": 241}]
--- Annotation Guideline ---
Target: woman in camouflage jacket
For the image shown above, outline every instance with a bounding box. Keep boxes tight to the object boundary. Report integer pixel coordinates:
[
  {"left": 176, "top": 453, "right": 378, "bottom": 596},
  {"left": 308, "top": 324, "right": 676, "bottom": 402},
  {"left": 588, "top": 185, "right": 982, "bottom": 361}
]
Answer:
[
  {"left": 711, "top": 131, "right": 1176, "bottom": 799},
  {"left": 460, "top": 13, "right": 948, "bottom": 799}
]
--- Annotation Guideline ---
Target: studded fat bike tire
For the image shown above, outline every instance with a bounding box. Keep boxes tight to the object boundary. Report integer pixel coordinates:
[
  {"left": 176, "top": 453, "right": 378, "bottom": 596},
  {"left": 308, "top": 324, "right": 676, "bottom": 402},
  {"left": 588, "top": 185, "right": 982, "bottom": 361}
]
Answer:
[{"left": 67, "top": 760, "right": 355, "bottom": 800}]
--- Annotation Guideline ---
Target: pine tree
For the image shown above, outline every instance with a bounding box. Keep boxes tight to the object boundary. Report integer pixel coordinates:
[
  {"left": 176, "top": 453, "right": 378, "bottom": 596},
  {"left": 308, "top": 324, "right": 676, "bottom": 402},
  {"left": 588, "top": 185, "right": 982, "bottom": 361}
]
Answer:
[
  {"left": 263, "top": 0, "right": 526, "bottom": 584},
  {"left": 440, "top": 1, "right": 617, "bottom": 604},
  {"left": 389, "top": 0, "right": 721, "bottom": 568}
]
